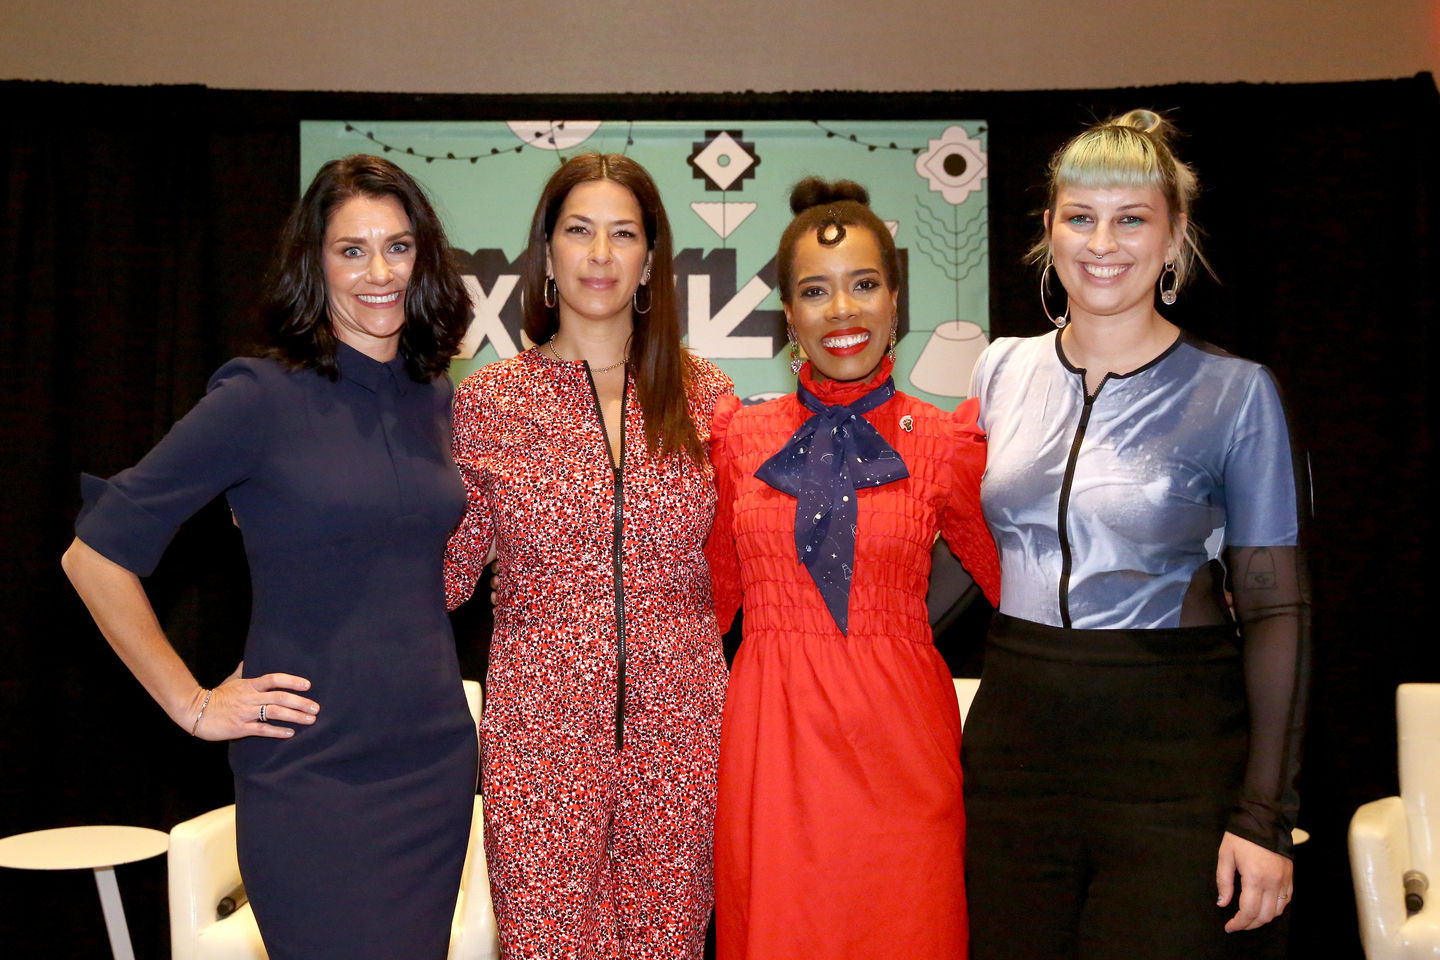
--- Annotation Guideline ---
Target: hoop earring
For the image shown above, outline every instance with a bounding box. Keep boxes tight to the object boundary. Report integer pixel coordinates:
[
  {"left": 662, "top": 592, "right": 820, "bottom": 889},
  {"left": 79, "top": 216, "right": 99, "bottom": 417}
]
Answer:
[
  {"left": 787, "top": 326, "right": 804, "bottom": 375},
  {"left": 632, "top": 283, "right": 652, "bottom": 315},
  {"left": 888, "top": 319, "right": 898, "bottom": 362},
  {"left": 1040, "top": 261, "right": 1068, "bottom": 329},
  {"left": 1159, "top": 262, "right": 1179, "bottom": 306},
  {"left": 543, "top": 276, "right": 557, "bottom": 309}
]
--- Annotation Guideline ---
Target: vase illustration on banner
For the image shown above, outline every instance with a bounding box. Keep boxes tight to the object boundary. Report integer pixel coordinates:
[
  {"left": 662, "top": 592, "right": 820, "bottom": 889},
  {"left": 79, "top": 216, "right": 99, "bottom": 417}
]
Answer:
[{"left": 909, "top": 322, "right": 989, "bottom": 398}]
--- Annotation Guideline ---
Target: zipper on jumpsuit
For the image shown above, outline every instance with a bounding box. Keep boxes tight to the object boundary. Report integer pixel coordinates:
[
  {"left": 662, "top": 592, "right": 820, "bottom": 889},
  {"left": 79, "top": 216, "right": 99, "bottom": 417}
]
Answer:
[
  {"left": 1055, "top": 373, "right": 1110, "bottom": 629},
  {"left": 581, "top": 363, "right": 629, "bottom": 752}
]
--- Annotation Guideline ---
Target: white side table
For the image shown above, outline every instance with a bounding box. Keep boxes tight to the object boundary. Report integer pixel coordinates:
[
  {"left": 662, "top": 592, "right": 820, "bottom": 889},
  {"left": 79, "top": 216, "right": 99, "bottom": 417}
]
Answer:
[{"left": 0, "top": 825, "right": 169, "bottom": 960}]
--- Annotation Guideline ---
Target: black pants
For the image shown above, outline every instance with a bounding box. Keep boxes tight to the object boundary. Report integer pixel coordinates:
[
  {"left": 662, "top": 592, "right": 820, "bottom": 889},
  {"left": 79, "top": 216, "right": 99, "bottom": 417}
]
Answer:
[{"left": 962, "top": 614, "right": 1288, "bottom": 960}]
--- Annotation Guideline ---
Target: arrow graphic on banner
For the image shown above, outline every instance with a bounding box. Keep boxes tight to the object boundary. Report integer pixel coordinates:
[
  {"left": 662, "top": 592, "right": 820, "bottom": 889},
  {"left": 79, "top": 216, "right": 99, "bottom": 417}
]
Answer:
[{"left": 686, "top": 273, "right": 775, "bottom": 358}]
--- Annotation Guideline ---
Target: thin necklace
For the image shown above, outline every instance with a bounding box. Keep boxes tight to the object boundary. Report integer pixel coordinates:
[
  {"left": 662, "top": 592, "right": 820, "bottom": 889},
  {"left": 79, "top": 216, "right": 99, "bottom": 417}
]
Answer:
[{"left": 547, "top": 335, "right": 628, "bottom": 373}]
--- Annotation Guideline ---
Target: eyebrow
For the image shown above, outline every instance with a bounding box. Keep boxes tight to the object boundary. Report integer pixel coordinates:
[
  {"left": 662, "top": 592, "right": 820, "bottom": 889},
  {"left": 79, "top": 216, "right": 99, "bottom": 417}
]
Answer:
[
  {"left": 1060, "top": 202, "right": 1155, "bottom": 212},
  {"left": 332, "top": 231, "right": 415, "bottom": 244},
  {"left": 562, "top": 214, "right": 640, "bottom": 227},
  {"left": 796, "top": 267, "right": 882, "bottom": 285}
]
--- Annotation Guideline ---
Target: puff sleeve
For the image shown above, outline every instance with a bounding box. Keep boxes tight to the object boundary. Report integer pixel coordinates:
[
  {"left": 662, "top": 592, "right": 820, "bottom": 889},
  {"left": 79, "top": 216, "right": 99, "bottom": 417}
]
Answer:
[
  {"left": 705, "top": 394, "right": 745, "bottom": 634},
  {"left": 938, "top": 397, "right": 1001, "bottom": 607}
]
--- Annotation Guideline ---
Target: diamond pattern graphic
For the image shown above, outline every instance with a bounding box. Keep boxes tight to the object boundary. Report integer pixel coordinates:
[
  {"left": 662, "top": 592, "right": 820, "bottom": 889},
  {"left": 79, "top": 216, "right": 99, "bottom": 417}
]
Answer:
[{"left": 688, "top": 131, "right": 760, "bottom": 192}]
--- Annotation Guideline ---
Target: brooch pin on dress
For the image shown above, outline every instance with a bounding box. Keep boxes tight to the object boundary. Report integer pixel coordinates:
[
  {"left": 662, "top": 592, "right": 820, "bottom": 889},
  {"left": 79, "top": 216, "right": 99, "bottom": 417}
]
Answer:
[{"left": 900, "top": 415, "right": 914, "bottom": 433}]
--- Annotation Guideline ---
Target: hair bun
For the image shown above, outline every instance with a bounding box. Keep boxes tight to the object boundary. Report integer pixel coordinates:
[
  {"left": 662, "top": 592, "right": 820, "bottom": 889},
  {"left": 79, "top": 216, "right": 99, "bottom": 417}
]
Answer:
[
  {"left": 789, "top": 177, "right": 871, "bottom": 215},
  {"left": 1114, "top": 108, "right": 1179, "bottom": 145}
]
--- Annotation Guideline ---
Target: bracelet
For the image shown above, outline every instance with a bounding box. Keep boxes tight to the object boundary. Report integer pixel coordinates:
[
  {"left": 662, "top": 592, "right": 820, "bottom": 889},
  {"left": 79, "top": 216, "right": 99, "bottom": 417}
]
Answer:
[{"left": 191, "top": 689, "right": 214, "bottom": 737}]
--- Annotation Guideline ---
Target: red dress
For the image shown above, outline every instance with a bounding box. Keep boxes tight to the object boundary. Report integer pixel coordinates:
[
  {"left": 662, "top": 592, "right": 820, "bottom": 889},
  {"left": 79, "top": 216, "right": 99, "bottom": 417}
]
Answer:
[
  {"left": 706, "top": 360, "right": 1001, "bottom": 960},
  {"left": 445, "top": 349, "right": 733, "bottom": 959}
]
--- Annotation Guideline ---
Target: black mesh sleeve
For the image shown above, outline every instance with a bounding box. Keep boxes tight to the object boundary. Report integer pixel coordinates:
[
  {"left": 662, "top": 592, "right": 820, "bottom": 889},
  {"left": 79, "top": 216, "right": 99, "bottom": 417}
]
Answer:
[{"left": 1222, "top": 542, "right": 1312, "bottom": 858}]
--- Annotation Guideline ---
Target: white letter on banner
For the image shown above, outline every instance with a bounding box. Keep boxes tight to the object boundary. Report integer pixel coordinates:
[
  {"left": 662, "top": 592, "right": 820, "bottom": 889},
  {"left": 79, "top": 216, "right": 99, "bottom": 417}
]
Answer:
[
  {"left": 457, "top": 275, "right": 520, "bottom": 360},
  {"left": 686, "top": 273, "right": 774, "bottom": 358}
]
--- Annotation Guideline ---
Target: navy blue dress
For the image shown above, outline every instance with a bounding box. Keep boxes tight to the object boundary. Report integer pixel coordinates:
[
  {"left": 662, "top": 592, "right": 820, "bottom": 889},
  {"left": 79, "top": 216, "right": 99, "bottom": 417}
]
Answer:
[{"left": 77, "top": 343, "right": 479, "bottom": 960}]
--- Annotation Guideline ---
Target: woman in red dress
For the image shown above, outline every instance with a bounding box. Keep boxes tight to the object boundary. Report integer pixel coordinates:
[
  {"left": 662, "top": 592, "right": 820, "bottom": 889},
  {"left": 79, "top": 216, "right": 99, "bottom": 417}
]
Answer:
[
  {"left": 444, "top": 154, "right": 732, "bottom": 959},
  {"left": 707, "top": 178, "right": 1000, "bottom": 959}
]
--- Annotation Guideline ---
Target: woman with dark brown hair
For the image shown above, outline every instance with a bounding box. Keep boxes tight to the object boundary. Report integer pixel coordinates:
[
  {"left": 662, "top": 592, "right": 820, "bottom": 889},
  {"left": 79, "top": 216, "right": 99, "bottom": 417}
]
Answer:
[
  {"left": 61, "top": 154, "right": 477, "bottom": 959},
  {"left": 445, "top": 153, "right": 733, "bottom": 958}
]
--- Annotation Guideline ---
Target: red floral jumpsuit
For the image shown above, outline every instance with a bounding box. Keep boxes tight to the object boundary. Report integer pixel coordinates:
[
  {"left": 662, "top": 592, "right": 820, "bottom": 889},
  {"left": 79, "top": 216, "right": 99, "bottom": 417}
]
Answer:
[{"left": 445, "top": 349, "right": 733, "bottom": 959}]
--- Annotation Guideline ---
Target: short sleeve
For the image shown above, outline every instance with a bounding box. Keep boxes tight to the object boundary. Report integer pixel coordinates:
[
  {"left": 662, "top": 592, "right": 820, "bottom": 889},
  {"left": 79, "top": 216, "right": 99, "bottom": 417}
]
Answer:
[
  {"left": 444, "top": 376, "right": 496, "bottom": 610},
  {"left": 938, "top": 398, "right": 1001, "bottom": 607},
  {"left": 968, "top": 340, "right": 1002, "bottom": 433},
  {"left": 1224, "top": 367, "right": 1299, "bottom": 547},
  {"left": 74, "top": 359, "right": 272, "bottom": 576},
  {"left": 704, "top": 394, "right": 745, "bottom": 633}
]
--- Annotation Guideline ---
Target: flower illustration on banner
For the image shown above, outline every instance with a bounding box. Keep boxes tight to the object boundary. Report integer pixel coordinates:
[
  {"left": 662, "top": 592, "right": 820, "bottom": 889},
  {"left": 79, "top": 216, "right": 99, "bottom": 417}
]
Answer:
[
  {"left": 915, "top": 126, "right": 988, "bottom": 205},
  {"left": 688, "top": 131, "right": 761, "bottom": 192},
  {"left": 505, "top": 121, "right": 602, "bottom": 151}
]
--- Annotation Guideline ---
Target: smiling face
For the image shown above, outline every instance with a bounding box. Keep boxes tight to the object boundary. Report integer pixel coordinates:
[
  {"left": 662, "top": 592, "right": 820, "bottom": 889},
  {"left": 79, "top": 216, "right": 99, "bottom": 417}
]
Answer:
[
  {"left": 1046, "top": 185, "right": 1184, "bottom": 324},
  {"left": 323, "top": 193, "right": 416, "bottom": 361},
  {"left": 547, "top": 179, "right": 652, "bottom": 330},
  {"left": 784, "top": 226, "right": 899, "bottom": 383}
]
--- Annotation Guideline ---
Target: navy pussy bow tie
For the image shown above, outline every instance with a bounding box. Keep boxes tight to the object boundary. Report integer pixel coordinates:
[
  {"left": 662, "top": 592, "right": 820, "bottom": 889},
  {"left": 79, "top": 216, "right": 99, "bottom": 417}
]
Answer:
[{"left": 753, "top": 377, "right": 909, "bottom": 635}]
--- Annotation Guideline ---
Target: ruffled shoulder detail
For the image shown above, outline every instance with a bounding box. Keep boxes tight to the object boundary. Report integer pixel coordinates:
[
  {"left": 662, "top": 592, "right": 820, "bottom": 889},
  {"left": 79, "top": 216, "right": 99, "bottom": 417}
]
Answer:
[
  {"left": 709, "top": 393, "right": 744, "bottom": 449},
  {"left": 948, "top": 396, "right": 984, "bottom": 440}
]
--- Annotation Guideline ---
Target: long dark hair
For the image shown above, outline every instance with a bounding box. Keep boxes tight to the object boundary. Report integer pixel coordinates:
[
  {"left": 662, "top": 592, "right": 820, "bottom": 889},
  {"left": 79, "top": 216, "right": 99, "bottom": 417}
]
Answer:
[
  {"left": 520, "top": 153, "right": 703, "bottom": 465},
  {"left": 258, "top": 154, "right": 471, "bottom": 383}
]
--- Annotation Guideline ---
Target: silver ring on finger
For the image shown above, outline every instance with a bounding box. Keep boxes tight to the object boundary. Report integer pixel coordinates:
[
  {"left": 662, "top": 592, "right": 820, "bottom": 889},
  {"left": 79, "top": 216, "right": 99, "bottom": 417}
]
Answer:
[{"left": 259, "top": 704, "right": 268, "bottom": 723}]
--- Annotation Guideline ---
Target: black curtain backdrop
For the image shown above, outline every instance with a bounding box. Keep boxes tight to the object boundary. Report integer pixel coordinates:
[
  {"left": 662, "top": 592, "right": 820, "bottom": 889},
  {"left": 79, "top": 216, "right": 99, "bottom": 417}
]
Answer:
[{"left": 2, "top": 77, "right": 1435, "bottom": 958}]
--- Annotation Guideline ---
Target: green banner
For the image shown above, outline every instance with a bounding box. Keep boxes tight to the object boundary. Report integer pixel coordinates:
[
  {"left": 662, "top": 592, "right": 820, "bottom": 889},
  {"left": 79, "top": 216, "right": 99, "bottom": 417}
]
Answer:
[{"left": 301, "top": 119, "right": 990, "bottom": 408}]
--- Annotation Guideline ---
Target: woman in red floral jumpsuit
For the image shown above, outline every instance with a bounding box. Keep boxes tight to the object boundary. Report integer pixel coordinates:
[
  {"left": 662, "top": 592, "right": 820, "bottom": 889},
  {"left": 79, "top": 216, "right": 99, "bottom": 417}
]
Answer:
[{"left": 445, "top": 154, "right": 732, "bottom": 959}]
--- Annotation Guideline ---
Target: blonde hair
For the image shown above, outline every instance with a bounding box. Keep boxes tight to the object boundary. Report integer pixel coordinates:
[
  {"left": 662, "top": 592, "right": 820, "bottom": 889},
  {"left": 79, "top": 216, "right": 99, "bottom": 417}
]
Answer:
[{"left": 1030, "top": 109, "right": 1210, "bottom": 290}]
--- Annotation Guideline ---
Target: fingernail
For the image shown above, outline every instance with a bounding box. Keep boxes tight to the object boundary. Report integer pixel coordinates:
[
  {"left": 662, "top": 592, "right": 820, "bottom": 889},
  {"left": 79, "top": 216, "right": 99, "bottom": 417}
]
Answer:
[
  {"left": 1216, "top": 898, "right": 1224, "bottom": 905},
  {"left": 285, "top": 729, "right": 294, "bottom": 736}
]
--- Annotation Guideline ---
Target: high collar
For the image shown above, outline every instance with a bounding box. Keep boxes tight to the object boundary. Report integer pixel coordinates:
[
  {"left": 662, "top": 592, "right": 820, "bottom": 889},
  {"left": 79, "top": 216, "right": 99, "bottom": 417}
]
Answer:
[
  {"left": 797, "top": 355, "right": 895, "bottom": 407},
  {"left": 336, "top": 340, "right": 409, "bottom": 395}
]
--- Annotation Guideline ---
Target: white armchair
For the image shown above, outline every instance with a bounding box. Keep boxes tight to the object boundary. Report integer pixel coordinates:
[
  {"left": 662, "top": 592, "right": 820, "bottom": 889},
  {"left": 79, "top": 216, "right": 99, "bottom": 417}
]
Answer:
[
  {"left": 169, "top": 680, "right": 498, "bottom": 960},
  {"left": 1349, "top": 683, "right": 1440, "bottom": 959}
]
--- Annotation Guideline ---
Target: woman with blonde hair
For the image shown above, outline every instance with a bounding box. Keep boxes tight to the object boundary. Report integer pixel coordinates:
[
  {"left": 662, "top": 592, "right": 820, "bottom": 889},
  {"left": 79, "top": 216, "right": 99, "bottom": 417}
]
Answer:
[
  {"left": 962, "top": 110, "right": 1309, "bottom": 958},
  {"left": 445, "top": 153, "right": 732, "bottom": 958}
]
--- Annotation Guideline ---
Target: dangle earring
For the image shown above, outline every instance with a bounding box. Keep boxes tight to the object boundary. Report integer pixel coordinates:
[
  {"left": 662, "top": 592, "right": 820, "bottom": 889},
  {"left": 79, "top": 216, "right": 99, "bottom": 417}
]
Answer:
[
  {"left": 787, "top": 326, "right": 804, "bottom": 375},
  {"left": 888, "top": 318, "right": 898, "bottom": 362},
  {"left": 543, "top": 276, "right": 558, "bottom": 309},
  {"left": 1158, "top": 261, "right": 1179, "bottom": 306},
  {"left": 1040, "top": 259, "right": 1068, "bottom": 329}
]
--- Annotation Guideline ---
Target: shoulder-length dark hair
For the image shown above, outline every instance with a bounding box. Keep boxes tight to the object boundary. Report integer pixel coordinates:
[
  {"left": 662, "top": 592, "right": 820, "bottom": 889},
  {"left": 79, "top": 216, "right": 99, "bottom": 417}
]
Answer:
[
  {"left": 258, "top": 154, "right": 471, "bottom": 383},
  {"left": 520, "top": 153, "right": 703, "bottom": 465}
]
